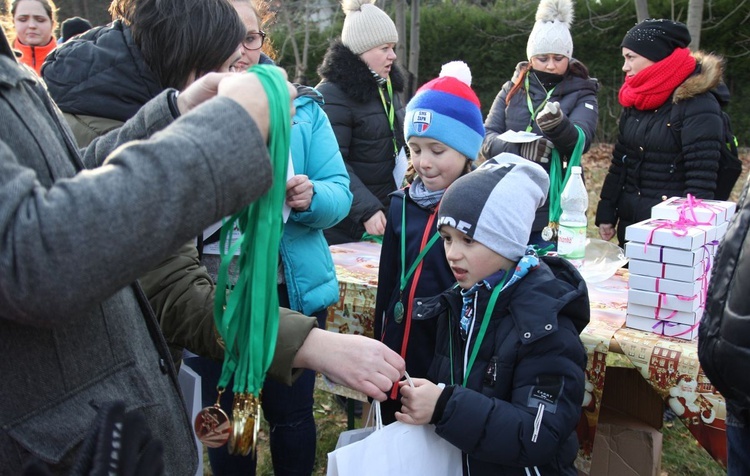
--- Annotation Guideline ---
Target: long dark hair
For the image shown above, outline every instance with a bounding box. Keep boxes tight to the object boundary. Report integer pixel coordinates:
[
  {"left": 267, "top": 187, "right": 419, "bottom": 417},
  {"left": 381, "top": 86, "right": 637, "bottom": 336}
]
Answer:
[{"left": 109, "top": 0, "right": 245, "bottom": 90}]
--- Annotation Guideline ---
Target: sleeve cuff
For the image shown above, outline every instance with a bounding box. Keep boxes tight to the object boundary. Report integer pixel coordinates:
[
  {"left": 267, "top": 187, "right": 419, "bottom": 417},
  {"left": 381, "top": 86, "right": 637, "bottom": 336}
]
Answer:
[{"left": 430, "top": 384, "right": 456, "bottom": 424}]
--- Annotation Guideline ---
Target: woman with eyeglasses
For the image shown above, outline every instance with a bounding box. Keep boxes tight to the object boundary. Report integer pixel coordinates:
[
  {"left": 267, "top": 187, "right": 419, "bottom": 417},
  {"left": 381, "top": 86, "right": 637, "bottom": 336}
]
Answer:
[{"left": 187, "top": 1, "right": 352, "bottom": 475}]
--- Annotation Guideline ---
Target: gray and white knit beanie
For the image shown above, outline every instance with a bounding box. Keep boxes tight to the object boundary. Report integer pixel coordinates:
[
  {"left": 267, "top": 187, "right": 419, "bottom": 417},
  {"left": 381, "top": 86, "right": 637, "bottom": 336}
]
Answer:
[
  {"left": 341, "top": 0, "right": 398, "bottom": 55},
  {"left": 438, "top": 154, "right": 549, "bottom": 261},
  {"left": 526, "top": 0, "right": 575, "bottom": 60}
]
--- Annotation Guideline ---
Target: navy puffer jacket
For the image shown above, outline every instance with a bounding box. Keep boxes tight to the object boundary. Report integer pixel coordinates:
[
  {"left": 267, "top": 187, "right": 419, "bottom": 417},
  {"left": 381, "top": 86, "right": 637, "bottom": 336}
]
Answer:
[
  {"left": 414, "top": 256, "right": 589, "bottom": 475},
  {"left": 483, "top": 60, "right": 599, "bottom": 233}
]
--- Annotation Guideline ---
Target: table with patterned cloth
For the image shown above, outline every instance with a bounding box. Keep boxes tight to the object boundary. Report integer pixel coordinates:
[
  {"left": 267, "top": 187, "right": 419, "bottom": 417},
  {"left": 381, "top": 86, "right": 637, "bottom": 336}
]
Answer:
[{"left": 321, "top": 243, "right": 728, "bottom": 469}]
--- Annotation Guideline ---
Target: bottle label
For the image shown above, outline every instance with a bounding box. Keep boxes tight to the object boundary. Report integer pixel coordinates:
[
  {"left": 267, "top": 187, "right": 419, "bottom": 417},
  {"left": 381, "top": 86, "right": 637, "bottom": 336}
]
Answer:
[{"left": 558, "top": 225, "right": 586, "bottom": 261}]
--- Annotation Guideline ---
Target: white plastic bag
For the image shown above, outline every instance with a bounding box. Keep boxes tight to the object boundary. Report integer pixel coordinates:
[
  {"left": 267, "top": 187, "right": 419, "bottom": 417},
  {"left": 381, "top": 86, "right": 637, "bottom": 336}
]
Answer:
[{"left": 327, "top": 374, "right": 462, "bottom": 476}]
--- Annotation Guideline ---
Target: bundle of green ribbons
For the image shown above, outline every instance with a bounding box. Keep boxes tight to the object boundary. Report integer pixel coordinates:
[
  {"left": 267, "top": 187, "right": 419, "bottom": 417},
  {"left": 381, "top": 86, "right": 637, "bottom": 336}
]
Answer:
[{"left": 214, "top": 65, "right": 291, "bottom": 398}]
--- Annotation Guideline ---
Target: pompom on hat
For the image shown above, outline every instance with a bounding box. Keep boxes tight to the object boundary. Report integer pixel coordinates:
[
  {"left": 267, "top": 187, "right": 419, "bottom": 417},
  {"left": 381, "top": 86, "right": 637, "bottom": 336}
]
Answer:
[
  {"left": 438, "top": 154, "right": 550, "bottom": 261},
  {"left": 526, "top": 0, "right": 575, "bottom": 60},
  {"left": 621, "top": 19, "right": 691, "bottom": 62},
  {"left": 404, "top": 61, "right": 484, "bottom": 160},
  {"left": 341, "top": 0, "right": 398, "bottom": 55}
]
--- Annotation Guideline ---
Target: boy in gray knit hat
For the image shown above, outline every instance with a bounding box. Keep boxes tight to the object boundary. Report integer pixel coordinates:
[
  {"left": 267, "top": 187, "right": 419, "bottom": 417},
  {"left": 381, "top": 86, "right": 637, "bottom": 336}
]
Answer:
[{"left": 393, "top": 153, "right": 590, "bottom": 476}]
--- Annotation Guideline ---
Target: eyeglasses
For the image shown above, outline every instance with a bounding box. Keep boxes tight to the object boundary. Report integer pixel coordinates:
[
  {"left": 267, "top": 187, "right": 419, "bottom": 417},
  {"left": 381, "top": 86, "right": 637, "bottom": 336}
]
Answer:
[{"left": 241, "top": 31, "right": 266, "bottom": 51}]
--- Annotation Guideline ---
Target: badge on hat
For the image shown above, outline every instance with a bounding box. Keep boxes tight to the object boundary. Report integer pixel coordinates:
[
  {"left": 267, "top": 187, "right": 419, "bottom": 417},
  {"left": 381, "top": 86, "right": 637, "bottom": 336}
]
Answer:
[{"left": 412, "top": 110, "right": 432, "bottom": 134}]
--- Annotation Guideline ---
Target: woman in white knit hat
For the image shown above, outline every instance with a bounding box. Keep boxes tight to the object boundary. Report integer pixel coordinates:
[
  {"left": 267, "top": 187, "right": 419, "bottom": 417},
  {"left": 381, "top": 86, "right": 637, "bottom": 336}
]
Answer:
[
  {"left": 482, "top": 0, "right": 599, "bottom": 251},
  {"left": 316, "top": 0, "right": 406, "bottom": 245}
]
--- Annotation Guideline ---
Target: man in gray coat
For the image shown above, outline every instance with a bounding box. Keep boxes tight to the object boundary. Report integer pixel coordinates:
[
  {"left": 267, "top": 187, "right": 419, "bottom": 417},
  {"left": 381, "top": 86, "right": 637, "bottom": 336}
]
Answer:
[{"left": 0, "top": 24, "right": 404, "bottom": 475}]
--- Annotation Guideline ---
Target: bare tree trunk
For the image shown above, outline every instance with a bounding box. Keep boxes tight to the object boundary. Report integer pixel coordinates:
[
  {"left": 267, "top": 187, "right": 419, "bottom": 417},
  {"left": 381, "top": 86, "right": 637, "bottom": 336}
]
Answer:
[
  {"left": 406, "top": 0, "right": 420, "bottom": 100},
  {"left": 686, "top": 0, "right": 704, "bottom": 50},
  {"left": 634, "top": 0, "right": 649, "bottom": 22},
  {"left": 281, "top": 7, "right": 305, "bottom": 84},
  {"left": 395, "top": 0, "right": 407, "bottom": 68},
  {"left": 299, "top": 0, "right": 310, "bottom": 84}
]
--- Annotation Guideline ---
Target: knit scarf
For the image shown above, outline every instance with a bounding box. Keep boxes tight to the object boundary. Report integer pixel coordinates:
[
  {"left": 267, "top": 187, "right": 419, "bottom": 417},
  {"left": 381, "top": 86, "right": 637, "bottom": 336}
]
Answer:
[
  {"left": 408, "top": 177, "right": 445, "bottom": 209},
  {"left": 618, "top": 47, "right": 696, "bottom": 111}
]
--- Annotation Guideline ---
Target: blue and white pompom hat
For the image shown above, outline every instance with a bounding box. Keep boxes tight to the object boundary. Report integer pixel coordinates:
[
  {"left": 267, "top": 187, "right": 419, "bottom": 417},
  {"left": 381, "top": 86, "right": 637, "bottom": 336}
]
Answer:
[{"left": 404, "top": 61, "right": 485, "bottom": 161}]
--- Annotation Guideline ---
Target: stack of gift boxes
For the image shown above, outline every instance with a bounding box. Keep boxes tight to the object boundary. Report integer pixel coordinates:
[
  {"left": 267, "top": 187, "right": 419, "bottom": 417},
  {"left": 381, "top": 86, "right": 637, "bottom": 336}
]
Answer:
[{"left": 623, "top": 196, "right": 737, "bottom": 340}]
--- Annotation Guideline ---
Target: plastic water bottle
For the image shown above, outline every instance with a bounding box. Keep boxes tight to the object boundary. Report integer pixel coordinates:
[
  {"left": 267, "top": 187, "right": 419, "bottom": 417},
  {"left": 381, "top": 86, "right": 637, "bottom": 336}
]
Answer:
[{"left": 558, "top": 166, "right": 588, "bottom": 269}]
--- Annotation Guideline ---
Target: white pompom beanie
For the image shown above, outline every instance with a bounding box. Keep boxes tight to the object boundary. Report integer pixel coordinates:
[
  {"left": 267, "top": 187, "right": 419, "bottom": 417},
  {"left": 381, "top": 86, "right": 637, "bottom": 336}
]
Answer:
[
  {"left": 341, "top": 0, "right": 398, "bottom": 55},
  {"left": 526, "top": 0, "right": 575, "bottom": 60}
]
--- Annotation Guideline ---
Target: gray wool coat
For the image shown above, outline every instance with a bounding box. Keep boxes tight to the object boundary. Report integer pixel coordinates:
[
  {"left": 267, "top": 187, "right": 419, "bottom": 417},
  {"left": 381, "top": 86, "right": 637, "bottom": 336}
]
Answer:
[{"left": 0, "top": 37, "right": 273, "bottom": 474}]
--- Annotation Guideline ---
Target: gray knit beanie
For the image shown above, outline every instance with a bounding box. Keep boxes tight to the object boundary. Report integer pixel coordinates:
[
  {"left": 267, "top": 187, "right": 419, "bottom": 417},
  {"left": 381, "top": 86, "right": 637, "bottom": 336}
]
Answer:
[
  {"left": 526, "top": 0, "right": 575, "bottom": 60},
  {"left": 438, "top": 154, "right": 549, "bottom": 261},
  {"left": 341, "top": 0, "right": 398, "bottom": 55}
]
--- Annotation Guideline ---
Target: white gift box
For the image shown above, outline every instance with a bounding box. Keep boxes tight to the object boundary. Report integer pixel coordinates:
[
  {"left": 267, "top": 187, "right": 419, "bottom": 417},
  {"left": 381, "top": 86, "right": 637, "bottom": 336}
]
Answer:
[
  {"left": 625, "top": 219, "right": 717, "bottom": 250},
  {"left": 628, "top": 258, "right": 709, "bottom": 282},
  {"left": 715, "top": 220, "right": 730, "bottom": 242},
  {"left": 628, "top": 288, "right": 703, "bottom": 312},
  {"left": 626, "top": 314, "right": 699, "bottom": 340},
  {"left": 651, "top": 197, "right": 736, "bottom": 226},
  {"left": 629, "top": 273, "right": 705, "bottom": 297},
  {"left": 626, "top": 302, "right": 703, "bottom": 326},
  {"left": 624, "top": 241, "right": 716, "bottom": 267}
]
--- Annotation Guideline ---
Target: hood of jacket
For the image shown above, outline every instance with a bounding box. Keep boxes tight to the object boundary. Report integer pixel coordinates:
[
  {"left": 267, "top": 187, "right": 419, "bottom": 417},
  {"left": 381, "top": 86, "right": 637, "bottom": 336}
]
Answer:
[
  {"left": 294, "top": 83, "right": 324, "bottom": 108},
  {"left": 418, "top": 255, "right": 590, "bottom": 342},
  {"left": 316, "top": 39, "right": 404, "bottom": 104},
  {"left": 42, "top": 20, "right": 163, "bottom": 122},
  {"left": 673, "top": 51, "right": 724, "bottom": 104}
]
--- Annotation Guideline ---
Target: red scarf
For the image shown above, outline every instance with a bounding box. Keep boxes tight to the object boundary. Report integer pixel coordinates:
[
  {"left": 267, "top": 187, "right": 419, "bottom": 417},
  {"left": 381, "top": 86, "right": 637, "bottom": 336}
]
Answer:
[{"left": 618, "top": 48, "right": 696, "bottom": 111}]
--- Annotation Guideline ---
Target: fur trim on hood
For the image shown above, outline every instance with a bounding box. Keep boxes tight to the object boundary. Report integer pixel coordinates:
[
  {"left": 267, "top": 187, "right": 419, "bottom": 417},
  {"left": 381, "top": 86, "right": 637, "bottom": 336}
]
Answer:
[
  {"left": 673, "top": 51, "right": 724, "bottom": 104},
  {"left": 317, "top": 39, "right": 405, "bottom": 104}
]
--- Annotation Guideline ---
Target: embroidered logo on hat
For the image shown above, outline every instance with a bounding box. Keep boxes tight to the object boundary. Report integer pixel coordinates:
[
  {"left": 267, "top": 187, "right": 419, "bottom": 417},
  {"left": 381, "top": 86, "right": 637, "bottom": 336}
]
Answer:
[{"left": 412, "top": 110, "right": 432, "bottom": 133}]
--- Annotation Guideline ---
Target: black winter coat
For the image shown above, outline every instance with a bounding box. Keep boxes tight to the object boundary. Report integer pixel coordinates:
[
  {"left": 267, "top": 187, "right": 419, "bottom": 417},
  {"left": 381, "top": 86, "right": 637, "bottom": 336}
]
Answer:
[
  {"left": 42, "top": 21, "right": 163, "bottom": 122},
  {"left": 316, "top": 41, "right": 406, "bottom": 244},
  {"left": 483, "top": 60, "right": 599, "bottom": 233},
  {"left": 415, "top": 256, "right": 589, "bottom": 475},
  {"left": 699, "top": 178, "right": 750, "bottom": 426},
  {"left": 595, "top": 52, "right": 724, "bottom": 246}
]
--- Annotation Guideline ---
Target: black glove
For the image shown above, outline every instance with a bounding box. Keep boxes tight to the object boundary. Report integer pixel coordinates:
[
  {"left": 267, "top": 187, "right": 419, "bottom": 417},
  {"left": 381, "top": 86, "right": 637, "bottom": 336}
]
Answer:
[
  {"left": 536, "top": 101, "right": 564, "bottom": 131},
  {"left": 71, "top": 401, "right": 164, "bottom": 476},
  {"left": 520, "top": 137, "right": 553, "bottom": 164}
]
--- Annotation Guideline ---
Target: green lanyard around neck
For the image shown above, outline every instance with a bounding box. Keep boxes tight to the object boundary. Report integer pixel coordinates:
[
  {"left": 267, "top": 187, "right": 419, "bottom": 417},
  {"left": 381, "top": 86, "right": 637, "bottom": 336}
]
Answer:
[
  {"left": 378, "top": 77, "right": 398, "bottom": 156},
  {"left": 449, "top": 270, "right": 511, "bottom": 387},
  {"left": 547, "top": 125, "right": 585, "bottom": 225},
  {"left": 214, "top": 65, "right": 291, "bottom": 396},
  {"left": 524, "top": 73, "right": 557, "bottom": 133},
  {"left": 398, "top": 197, "right": 440, "bottom": 293}
]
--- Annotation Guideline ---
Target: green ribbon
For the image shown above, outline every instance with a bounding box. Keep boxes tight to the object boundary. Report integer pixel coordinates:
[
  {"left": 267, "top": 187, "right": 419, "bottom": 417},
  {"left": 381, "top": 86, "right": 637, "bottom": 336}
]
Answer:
[
  {"left": 214, "top": 65, "right": 291, "bottom": 395},
  {"left": 547, "top": 124, "right": 585, "bottom": 225}
]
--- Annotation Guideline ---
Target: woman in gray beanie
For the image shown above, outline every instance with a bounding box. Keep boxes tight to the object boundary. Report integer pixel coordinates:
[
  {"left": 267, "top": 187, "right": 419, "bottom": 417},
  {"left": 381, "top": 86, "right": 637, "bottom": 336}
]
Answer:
[
  {"left": 316, "top": 0, "right": 406, "bottom": 245},
  {"left": 595, "top": 19, "right": 726, "bottom": 247}
]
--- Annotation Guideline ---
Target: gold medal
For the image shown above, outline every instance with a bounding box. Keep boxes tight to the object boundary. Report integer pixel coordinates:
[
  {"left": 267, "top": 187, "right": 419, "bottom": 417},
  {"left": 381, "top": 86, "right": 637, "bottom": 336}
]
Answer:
[
  {"left": 228, "top": 393, "right": 261, "bottom": 457},
  {"left": 194, "top": 390, "right": 231, "bottom": 448},
  {"left": 541, "top": 223, "right": 558, "bottom": 243},
  {"left": 393, "top": 301, "right": 404, "bottom": 324}
]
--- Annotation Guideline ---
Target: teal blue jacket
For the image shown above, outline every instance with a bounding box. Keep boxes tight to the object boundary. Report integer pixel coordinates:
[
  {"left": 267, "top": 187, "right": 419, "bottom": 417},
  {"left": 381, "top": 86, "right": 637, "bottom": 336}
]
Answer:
[{"left": 281, "top": 87, "right": 352, "bottom": 315}]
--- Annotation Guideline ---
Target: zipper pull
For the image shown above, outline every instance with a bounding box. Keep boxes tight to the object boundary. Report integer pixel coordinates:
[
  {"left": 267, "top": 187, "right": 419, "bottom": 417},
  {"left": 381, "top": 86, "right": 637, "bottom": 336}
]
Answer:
[{"left": 531, "top": 403, "right": 545, "bottom": 443}]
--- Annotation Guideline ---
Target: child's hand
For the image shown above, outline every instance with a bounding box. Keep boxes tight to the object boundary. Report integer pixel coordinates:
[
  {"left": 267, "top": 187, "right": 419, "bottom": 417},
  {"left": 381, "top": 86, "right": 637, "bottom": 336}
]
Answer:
[{"left": 394, "top": 378, "right": 442, "bottom": 425}]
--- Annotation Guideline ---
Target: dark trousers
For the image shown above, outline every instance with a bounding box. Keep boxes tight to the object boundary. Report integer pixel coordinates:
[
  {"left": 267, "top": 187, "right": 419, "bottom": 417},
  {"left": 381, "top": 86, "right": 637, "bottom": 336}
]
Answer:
[
  {"left": 185, "top": 285, "right": 327, "bottom": 476},
  {"left": 727, "top": 415, "right": 750, "bottom": 476}
]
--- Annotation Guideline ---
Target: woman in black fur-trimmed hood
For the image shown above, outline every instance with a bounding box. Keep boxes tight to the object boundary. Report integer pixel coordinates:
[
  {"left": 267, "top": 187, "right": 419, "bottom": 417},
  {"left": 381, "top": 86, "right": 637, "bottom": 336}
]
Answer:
[{"left": 316, "top": 0, "right": 406, "bottom": 245}]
